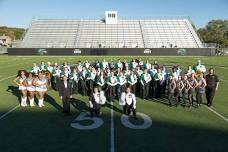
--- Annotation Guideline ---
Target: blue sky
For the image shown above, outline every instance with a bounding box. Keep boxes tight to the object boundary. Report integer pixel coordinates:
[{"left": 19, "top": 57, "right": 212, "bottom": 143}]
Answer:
[{"left": 0, "top": 0, "right": 227, "bottom": 29}]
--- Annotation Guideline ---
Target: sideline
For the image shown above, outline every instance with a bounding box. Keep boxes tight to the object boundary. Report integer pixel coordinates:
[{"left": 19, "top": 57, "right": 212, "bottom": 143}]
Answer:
[{"left": 0, "top": 104, "right": 20, "bottom": 120}]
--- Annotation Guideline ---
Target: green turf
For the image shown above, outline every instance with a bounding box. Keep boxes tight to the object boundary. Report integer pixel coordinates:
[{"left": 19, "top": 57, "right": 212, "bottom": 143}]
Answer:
[{"left": 0, "top": 55, "right": 227, "bottom": 152}]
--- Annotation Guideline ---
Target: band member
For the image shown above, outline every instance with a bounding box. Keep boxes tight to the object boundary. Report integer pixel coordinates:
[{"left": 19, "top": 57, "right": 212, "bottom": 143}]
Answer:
[
  {"left": 52, "top": 65, "right": 62, "bottom": 91},
  {"left": 161, "top": 66, "right": 168, "bottom": 94},
  {"left": 144, "top": 60, "right": 151, "bottom": 70},
  {"left": 25, "top": 72, "right": 35, "bottom": 107},
  {"left": 167, "top": 75, "right": 176, "bottom": 106},
  {"left": 70, "top": 68, "right": 79, "bottom": 95},
  {"left": 89, "top": 87, "right": 106, "bottom": 117},
  {"left": 47, "top": 62, "right": 54, "bottom": 73},
  {"left": 138, "top": 58, "right": 144, "bottom": 68},
  {"left": 62, "top": 62, "right": 71, "bottom": 73},
  {"left": 86, "top": 67, "right": 97, "bottom": 95},
  {"left": 188, "top": 73, "right": 198, "bottom": 106},
  {"left": 78, "top": 67, "right": 88, "bottom": 96},
  {"left": 13, "top": 70, "right": 27, "bottom": 107},
  {"left": 117, "top": 71, "right": 127, "bottom": 100},
  {"left": 40, "top": 61, "right": 47, "bottom": 71},
  {"left": 149, "top": 65, "right": 157, "bottom": 98},
  {"left": 194, "top": 60, "right": 206, "bottom": 73},
  {"left": 59, "top": 75, "right": 73, "bottom": 114},
  {"left": 127, "top": 70, "right": 137, "bottom": 95},
  {"left": 182, "top": 75, "right": 191, "bottom": 107},
  {"left": 196, "top": 73, "right": 207, "bottom": 107},
  {"left": 107, "top": 71, "right": 118, "bottom": 102},
  {"left": 174, "top": 75, "right": 184, "bottom": 106},
  {"left": 61, "top": 66, "right": 71, "bottom": 78},
  {"left": 123, "top": 59, "right": 129, "bottom": 70},
  {"left": 130, "top": 59, "right": 138, "bottom": 70},
  {"left": 84, "top": 60, "right": 90, "bottom": 69},
  {"left": 100, "top": 59, "right": 109, "bottom": 70},
  {"left": 96, "top": 71, "right": 106, "bottom": 91},
  {"left": 205, "top": 68, "right": 219, "bottom": 107},
  {"left": 77, "top": 61, "right": 83, "bottom": 72},
  {"left": 115, "top": 60, "right": 123, "bottom": 70},
  {"left": 33, "top": 72, "right": 48, "bottom": 107},
  {"left": 124, "top": 66, "right": 131, "bottom": 76},
  {"left": 176, "top": 65, "right": 182, "bottom": 76},
  {"left": 119, "top": 87, "right": 137, "bottom": 119},
  {"left": 187, "top": 65, "right": 195, "bottom": 77},
  {"left": 172, "top": 67, "right": 179, "bottom": 80},
  {"left": 136, "top": 65, "right": 143, "bottom": 77},
  {"left": 154, "top": 68, "right": 164, "bottom": 98},
  {"left": 140, "top": 69, "right": 151, "bottom": 99},
  {"left": 30, "top": 63, "right": 41, "bottom": 75}
]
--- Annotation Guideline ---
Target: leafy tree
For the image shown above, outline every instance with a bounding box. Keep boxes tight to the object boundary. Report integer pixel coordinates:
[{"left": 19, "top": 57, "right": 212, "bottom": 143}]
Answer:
[{"left": 198, "top": 20, "right": 228, "bottom": 48}]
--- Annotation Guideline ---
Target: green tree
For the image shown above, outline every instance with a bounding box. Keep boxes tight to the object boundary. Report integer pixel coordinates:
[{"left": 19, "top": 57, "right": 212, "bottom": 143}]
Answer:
[{"left": 198, "top": 20, "right": 228, "bottom": 48}]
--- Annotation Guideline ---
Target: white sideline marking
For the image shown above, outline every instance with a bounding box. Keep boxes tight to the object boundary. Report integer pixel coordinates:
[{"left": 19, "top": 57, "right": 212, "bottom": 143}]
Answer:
[
  {"left": 220, "top": 78, "right": 228, "bottom": 83},
  {"left": 218, "top": 66, "right": 228, "bottom": 69},
  {"left": 0, "top": 104, "right": 20, "bottom": 120},
  {"left": 0, "top": 75, "right": 16, "bottom": 82},
  {"left": 204, "top": 106, "right": 228, "bottom": 123},
  {"left": 110, "top": 102, "right": 115, "bottom": 152}
]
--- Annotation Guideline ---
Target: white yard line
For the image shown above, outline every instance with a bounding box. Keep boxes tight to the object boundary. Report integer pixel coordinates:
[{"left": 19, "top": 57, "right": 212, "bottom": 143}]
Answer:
[
  {"left": 110, "top": 102, "right": 115, "bottom": 152},
  {"left": 0, "top": 61, "right": 34, "bottom": 70},
  {"left": 204, "top": 106, "right": 228, "bottom": 123},
  {"left": 0, "top": 75, "right": 16, "bottom": 82},
  {"left": 220, "top": 78, "right": 228, "bottom": 83},
  {"left": 0, "top": 104, "right": 20, "bottom": 120}
]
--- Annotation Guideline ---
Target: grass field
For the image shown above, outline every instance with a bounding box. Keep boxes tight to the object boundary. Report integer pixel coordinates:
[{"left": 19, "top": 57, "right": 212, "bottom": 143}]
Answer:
[{"left": 0, "top": 55, "right": 227, "bottom": 152}]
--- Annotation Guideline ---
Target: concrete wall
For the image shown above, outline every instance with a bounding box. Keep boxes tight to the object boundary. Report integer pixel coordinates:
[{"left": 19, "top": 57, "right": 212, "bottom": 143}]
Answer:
[{"left": 7, "top": 48, "right": 215, "bottom": 56}]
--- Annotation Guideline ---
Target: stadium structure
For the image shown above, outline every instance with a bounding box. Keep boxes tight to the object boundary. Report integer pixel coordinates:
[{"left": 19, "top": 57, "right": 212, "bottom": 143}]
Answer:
[{"left": 8, "top": 11, "right": 215, "bottom": 55}]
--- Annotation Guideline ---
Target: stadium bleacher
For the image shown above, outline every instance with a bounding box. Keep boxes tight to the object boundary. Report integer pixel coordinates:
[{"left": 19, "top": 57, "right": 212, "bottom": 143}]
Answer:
[{"left": 19, "top": 12, "right": 203, "bottom": 49}]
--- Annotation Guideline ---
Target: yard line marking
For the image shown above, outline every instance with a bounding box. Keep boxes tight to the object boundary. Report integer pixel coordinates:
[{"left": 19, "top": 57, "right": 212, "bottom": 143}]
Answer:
[
  {"left": 204, "top": 106, "right": 228, "bottom": 123},
  {"left": 110, "top": 102, "right": 115, "bottom": 152},
  {"left": 220, "top": 78, "right": 228, "bottom": 83},
  {"left": 0, "top": 104, "right": 20, "bottom": 120},
  {"left": 0, "top": 75, "right": 16, "bottom": 82}
]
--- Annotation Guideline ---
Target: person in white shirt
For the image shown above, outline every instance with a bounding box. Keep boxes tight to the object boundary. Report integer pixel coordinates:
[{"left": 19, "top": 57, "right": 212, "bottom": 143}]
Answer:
[
  {"left": 47, "top": 62, "right": 54, "bottom": 73},
  {"left": 119, "top": 87, "right": 137, "bottom": 119},
  {"left": 89, "top": 87, "right": 106, "bottom": 117},
  {"left": 117, "top": 71, "right": 127, "bottom": 100},
  {"left": 33, "top": 72, "right": 48, "bottom": 107},
  {"left": 196, "top": 60, "right": 206, "bottom": 73},
  {"left": 187, "top": 65, "right": 195, "bottom": 77},
  {"left": 13, "top": 70, "right": 27, "bottom": 107},
  {"left": 31, "top": 63, "right": 41, "bottom": 75}
]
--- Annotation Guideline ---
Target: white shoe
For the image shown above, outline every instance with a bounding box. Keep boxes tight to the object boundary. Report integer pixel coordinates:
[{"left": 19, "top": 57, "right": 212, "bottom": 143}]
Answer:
[
  {"left": 21, "top": 103, "right": 25, "bottom": 107},
  {"left": 24, "top": 103, "right": 27, "bottom": 107},
  {"left": 38, "top": 100, "right": 42, "bottom": 107},
  {"left": 21, "top": 98, "right": 26, "bottom": 107},
  {"left": 24, "top": 97, "right": 27, "bottom": 106},
  {"left": 30, "top": 98, "right": 35, "bottom": 107},
  {"left": 41, "top": 99, "right": 45, "bottom": 107},
  {"left": 30, "top": 103, "right": 35, "bottom": 107}
]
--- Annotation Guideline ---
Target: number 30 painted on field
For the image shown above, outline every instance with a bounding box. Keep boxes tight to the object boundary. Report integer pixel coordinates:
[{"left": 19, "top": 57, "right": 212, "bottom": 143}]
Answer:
[{"left": 71, "top": 112, "right": 152, "bottom": 130}]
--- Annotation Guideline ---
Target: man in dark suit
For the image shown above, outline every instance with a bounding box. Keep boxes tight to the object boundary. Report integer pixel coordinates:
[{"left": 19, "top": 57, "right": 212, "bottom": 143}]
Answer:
[{"left": 59, "top": 75, "right": 73, "bottom": 114}]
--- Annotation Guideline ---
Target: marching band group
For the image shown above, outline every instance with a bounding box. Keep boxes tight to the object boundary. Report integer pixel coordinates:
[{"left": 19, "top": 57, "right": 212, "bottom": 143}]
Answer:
[{"left": 13, "top": 59, "right": 219, "bottom": 117}]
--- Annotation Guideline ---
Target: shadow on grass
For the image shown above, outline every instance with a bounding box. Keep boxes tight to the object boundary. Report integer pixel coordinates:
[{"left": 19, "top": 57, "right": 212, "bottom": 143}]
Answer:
[
  {"left": 6, "top": 85, "right": 21, "bottom": 104},
  {"left": 0, "top": 110, "right": 227, "bottom": 152}
]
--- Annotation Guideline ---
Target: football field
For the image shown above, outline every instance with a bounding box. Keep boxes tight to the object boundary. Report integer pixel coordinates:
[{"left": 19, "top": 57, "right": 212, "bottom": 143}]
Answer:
[{"left": 0, "top": 55, "right": 227, "bottom": 152}]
